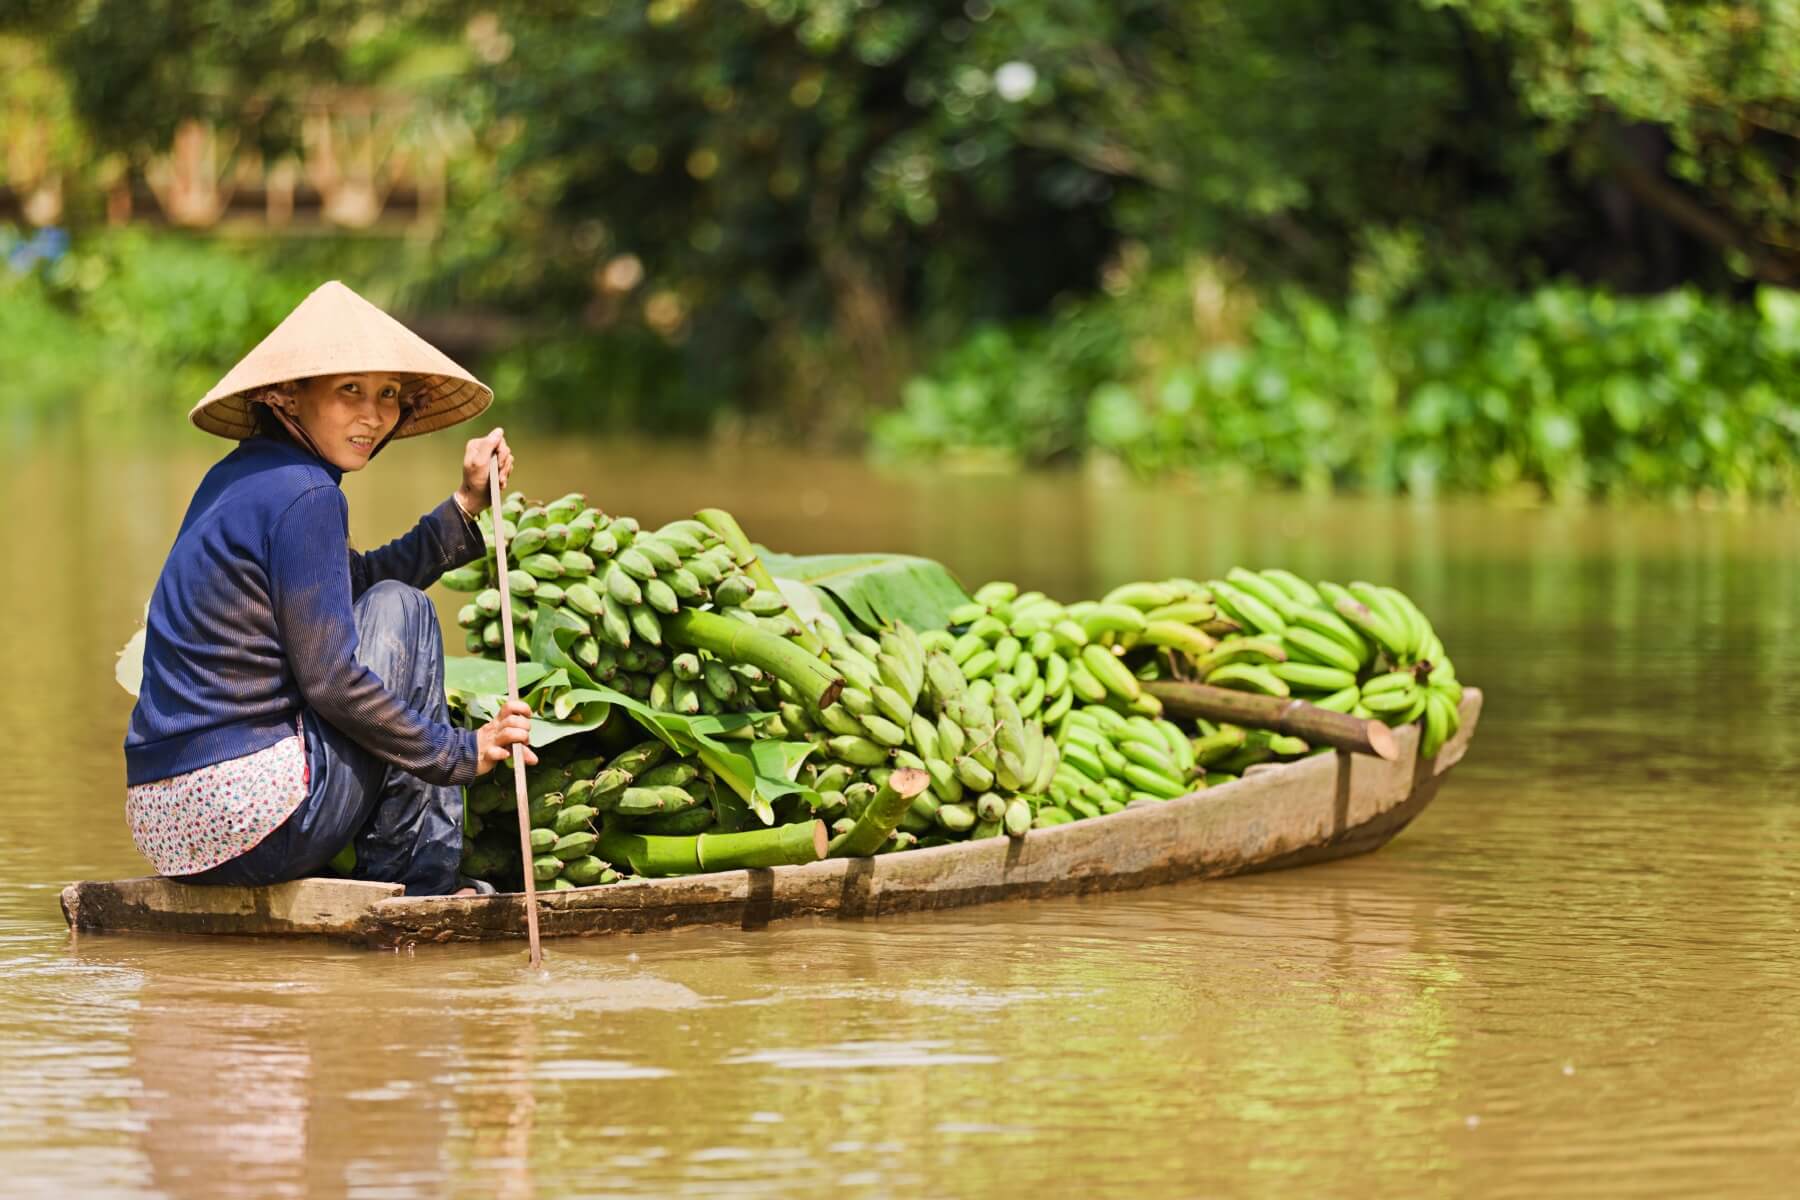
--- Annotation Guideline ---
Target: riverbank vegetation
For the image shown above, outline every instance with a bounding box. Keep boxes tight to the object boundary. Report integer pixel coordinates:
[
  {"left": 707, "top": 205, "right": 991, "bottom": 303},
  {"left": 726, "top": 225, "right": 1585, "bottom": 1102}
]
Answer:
[{"left": 4, "top": 2, "right": 1798, "bottom": 499}]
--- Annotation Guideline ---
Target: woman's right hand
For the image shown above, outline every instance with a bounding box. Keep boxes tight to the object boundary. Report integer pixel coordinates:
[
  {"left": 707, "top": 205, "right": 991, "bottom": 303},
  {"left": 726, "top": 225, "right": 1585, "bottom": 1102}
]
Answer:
[{"left": 475, "top": 699, "right": 538, "bottom": 775}]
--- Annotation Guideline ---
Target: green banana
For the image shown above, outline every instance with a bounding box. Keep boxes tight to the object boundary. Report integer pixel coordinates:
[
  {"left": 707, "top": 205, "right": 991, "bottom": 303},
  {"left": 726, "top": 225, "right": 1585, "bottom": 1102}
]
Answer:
[
  {"left": 713, "top": 574, "right": 753, "bottom": 607},
  {"left": 1142, "top": 600, "right": 1217, "bottom": 626},
  {"left": 1361, "top": 683, "right": 1421, "bottom": 716},
  {"left": 1004, "top": 798, "right": 1033, "bottom": 838},
  {"left": 1121, "top": 763, "right": 1186, "bottom": 799},
  {"left": 1077, "top": 604, "right": 1148, "bottom": 641},
  {"left": 1288, "top": 605, "right": 1371, "bottom": 663},
  {"left": 1348, "top": 583, "right": 1416, "bottom": 658},
  {"left": 742, "top": 589, "right": 788, "bottom": 617},
  {"left": 1192, "top": 638, "right": 1287, "bottom": 674},
  {"left": 1138, "top": 621, "right": 1217, "bottom": 657},
  {"left": 1334, "top": 596, "right": 1409, "bottom": 661},
  {"left": 954, "top": 756, "right": 996, "bottom": 791},
  {"left": 440, "top": 563, "right": 487, "bottom": 592},
  {"left": 1269, "top": 661, "right": 1358, "bottom": 692},
  {"left": 974, "top": 580, "right": 1018, "bottom": 606},
  {"left": 1309, "top": 686, "right": 1361, "bottom": 714},
  {"left": 1279, "top": 626, "right": 1362, "bottom": 674},
  {"left": 1225, "top": 567, "right": 1297, "bottom": 620},
  {"left": 1209, "top": 581, "right": 1287, "bottom": 635},
  {"left": 1189, "top": 726, "right": 1247, "bottom": 766},
  {"left": 1361, "top": 670, "right": 1418, "bottom": 696},
  {"left": 960, "top": 649, "right": 1000, "bottom": 681},
  {"left": 628, "top": 604, "right": 664, "bottom": 645},
  {"left": 631, "top": 537, "right": 682, "bottom": 573},
  {"left": 643, "top": 577, "right": 681, "bottom": 615},
  {"left": 551, "top": 831, "right": 600, "bottom": 860},
  {"left": 1205, "top": 662, "right": 1290, "bottom": 697},
  {"left": 859, "top": 713, "right": 910, "bottom": 748},
  {"left": 1258, "top": 568, "right": 1323, "bottom": 607},
  {"left": 1422, "top": 688, "right": 1459, "bottom": 758},
  {"left": 1102, "top": 581, "right": 1182, "bottom": 611},
  {"left": 598, "top": 593, "right": 633, "bottom": 647},
  {"left": 557, "top": 549, "right": 596, "bottom": 578},
  {"left": 829, "top": 735, "right": 889, "bottom": 766},
  {"left": 935, "top": 712, "right": 967, "bottom": 759},
  {"left": 1079, "top": 644, "right": 1141, "bottom": 701}
]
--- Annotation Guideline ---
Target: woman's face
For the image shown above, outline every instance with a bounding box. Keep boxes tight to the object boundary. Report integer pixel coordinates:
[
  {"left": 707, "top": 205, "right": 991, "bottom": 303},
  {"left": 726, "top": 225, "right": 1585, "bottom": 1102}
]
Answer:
[{"left": 290, "top": 373, "right": 408, "bottom": 471}]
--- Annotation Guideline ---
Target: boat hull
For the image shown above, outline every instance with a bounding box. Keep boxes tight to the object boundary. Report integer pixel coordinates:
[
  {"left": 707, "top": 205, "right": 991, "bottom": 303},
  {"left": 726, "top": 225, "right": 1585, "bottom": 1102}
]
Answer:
[{"left": 62, "top": 690, "right": 1482, "bottom": 947}]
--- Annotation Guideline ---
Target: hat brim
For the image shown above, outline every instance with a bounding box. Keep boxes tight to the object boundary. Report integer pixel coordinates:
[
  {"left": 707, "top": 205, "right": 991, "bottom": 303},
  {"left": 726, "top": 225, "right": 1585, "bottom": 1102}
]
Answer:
[
  {"left": 189, "top": 280, "right": 496, "bottom": 441},
  {"left": 192, "top": 374, "right": 492, "bottom": 441}
]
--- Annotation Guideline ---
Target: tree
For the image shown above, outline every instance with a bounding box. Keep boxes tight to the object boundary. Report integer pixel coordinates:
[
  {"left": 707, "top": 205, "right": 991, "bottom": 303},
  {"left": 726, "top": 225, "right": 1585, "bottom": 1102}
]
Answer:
[{"left": 1436, "top": 0, "right": 1800, "bottom": 284}]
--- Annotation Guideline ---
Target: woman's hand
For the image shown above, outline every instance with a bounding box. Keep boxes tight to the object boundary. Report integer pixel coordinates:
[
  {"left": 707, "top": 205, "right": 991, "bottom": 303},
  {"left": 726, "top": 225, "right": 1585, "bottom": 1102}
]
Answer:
[
  {"left": 455, "top": 427, "right": 515, "bottom": 515},
  {"left": 474, "top": 699, "right": 538, "bottom": 775}
]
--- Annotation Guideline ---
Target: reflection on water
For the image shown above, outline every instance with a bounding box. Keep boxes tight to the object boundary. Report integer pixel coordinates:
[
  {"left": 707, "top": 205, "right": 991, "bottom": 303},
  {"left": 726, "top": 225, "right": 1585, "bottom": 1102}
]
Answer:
[{"left": 2, "top": 434, "right": 1797, "bottom": 1197}]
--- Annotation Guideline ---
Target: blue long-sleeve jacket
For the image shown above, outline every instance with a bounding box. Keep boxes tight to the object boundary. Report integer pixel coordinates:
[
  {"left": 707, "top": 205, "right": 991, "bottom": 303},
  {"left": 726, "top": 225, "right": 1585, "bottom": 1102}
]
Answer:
[{"left": 125, "top": 435, "right": 483, "bottom": 786}]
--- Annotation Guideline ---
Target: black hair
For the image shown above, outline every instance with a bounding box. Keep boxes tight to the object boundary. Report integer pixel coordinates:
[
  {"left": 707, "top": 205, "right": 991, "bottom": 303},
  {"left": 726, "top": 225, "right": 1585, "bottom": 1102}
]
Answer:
[{"left": 251, "top": 402, "right": 296, "bottom": 443}]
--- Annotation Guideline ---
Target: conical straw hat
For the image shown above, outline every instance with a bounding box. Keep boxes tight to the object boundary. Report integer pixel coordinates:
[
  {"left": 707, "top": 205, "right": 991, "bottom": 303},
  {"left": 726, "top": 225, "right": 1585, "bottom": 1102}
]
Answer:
[{"left": 190, "top": 280, "right": 493, "bottom": 440}]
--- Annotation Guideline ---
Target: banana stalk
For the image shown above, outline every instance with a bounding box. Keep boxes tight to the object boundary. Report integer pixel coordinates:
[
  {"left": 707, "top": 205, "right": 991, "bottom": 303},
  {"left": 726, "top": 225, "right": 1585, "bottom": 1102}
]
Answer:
[
  {"left": 693, "top": 508, "right": 827, "bottom": 657},
  {"left": 1144, "top": 679, "right": 1397, "bottom": 761},
  {"left": 598, "top": 820, "right": 827, "bottom": 877},
  {"left": 664, "top": 609, "right": 843, "bottom": 709},
  {"left": 827, "top": 767, "right": 931, "bottom": 858}
]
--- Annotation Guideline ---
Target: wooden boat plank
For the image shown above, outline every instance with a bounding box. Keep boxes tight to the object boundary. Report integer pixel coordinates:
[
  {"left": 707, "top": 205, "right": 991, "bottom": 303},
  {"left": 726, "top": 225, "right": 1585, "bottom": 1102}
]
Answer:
[
  {"left": 61, "top": 689, "right": 1480, "bottom": 945},
  {"left": 61, "top": 876, "right": 402, "bottom": 939}
]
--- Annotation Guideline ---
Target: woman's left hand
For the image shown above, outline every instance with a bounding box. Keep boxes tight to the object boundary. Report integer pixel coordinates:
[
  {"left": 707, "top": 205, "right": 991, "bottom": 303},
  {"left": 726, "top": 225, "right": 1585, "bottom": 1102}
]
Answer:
[{"left": 456, "top": 427, "right": 515, "bottom": 514}]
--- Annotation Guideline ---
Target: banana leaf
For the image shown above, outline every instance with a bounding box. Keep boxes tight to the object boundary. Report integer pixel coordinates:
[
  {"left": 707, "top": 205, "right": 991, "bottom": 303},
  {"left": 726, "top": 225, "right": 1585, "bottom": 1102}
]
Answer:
[
  {"left": 759, "top": 550, "right": 970, "bottom": 634},
  {"left": 445, "top": 655, "right": 607, "bottom": 746},
  {"left": 525, "top": 604, "right": 812, "bottom": 823},
  {"left": 443, "top": 655, "right": 551, "bottom": 698}
]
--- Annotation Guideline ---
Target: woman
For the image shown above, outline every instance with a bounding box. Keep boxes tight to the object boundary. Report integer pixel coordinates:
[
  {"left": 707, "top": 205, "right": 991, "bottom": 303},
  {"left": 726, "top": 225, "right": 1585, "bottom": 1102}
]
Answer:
[{"left": 124, "top": 280, "right": 537, "bottom": 897}]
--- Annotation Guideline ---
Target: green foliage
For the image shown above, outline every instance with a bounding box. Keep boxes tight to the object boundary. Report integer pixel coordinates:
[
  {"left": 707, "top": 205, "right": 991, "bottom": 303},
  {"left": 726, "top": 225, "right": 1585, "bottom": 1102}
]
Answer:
[
  {"left": 452, "top": 0, "right": 1134, "bottom": 402},
  {"left": 760, "top": 549, "right": 971, "bottom": 633},
  {"left": 8, "top": 0, "right": 1800, "bottom": 485},
  {"left": 869, "top": 318, "right": 1126, "bottom": 465},
  {"left": 878, "top": 283, "right": 1800, "bottom": 502},
  {"left": 5, "top": 1, "right": 463, "bottom": 159},
  {"left": 445, "top": 0, "right": 1582, "bottom": 408},
  {"left": 1435, "top": 0, "right": 1800, "bottom": 283},
  {"left": 478, "top": 331, "right": 703, "bottom": 436},
  {"left": 0, "top": 227, "right": 446, "bottom": 429}
]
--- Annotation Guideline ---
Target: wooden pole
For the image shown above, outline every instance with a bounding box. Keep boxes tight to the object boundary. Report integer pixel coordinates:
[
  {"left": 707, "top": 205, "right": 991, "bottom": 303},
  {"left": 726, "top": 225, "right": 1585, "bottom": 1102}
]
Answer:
[
  {"left": 1145, "top": 680, "right": 1398, "bottom": 761},
  {"left": 489, "top": 460, "right": 543, "bottom": 968}
]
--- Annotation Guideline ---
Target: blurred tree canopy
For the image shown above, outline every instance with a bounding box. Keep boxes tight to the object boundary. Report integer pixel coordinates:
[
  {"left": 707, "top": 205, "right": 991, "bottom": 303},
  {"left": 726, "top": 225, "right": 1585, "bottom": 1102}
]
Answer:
[
  {"left": 1438, "top": 0, "right": 1800, "bottom": 285},
  {"left": 3, "top": 0, "right": 460, "bottom": 156},
  {"left": 5, "top": 0, "right": 1797, "bottom": 425}
]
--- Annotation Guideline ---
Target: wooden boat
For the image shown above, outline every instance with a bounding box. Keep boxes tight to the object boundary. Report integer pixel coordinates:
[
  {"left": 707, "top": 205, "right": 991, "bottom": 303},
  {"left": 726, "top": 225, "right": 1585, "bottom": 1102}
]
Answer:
[{"left": 62, "top": 690, "right": 1482, "bottom": 949}]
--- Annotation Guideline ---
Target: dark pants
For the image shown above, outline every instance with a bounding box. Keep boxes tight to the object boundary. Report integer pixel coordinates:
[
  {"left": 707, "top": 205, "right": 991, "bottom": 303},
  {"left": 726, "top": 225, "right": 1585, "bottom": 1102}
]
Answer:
[{"left": 179, "top": 581, "right": 465, "bottom": 896}]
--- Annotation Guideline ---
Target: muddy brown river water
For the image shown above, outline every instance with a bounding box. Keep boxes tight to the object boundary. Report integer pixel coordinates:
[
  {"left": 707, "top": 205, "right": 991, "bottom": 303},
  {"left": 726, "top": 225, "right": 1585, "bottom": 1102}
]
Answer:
[{"left": 2, "top": 434, "right": 1797, "bottom": 1197}]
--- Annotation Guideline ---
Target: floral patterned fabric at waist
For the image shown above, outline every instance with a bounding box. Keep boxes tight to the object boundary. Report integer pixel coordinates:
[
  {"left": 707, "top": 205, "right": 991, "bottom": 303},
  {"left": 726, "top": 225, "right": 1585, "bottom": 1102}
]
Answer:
[{"left": 125, "top": 717, "right": 310, "bottom": 877}]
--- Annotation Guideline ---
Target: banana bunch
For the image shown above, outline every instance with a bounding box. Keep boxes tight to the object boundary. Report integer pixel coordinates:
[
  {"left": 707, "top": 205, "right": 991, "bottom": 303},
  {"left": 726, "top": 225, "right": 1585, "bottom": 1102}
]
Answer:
[
  {"left": 460, "top": 734, "right": 733, "bottom": 888},
  {"left": 1040, "top": 704, "right": 1200, "bottom": 824},
  {"left": 1036, "top": 702, "right": 1323, "bottom": 827},
  {"left": 1356, "top": 665, "right": 1465, "bottom": 757},
  {"left": 939, "top": 580, "right": 1203, "bottom": 723},
  {"left": 442, "top": 495, "right": 792, "bottom": 717},
  {"left": 1199, "top": 568, "right": 1463, "bottom": 754},
  {"left": 1179, "top": 568, "right": 1370, "bottom": 707},
  {"left": 774, "top": 618, "right": 1059, "bottom": 845},
  {"left": 1189, "top": 718, "right": 1317, "bottom": 780}
]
